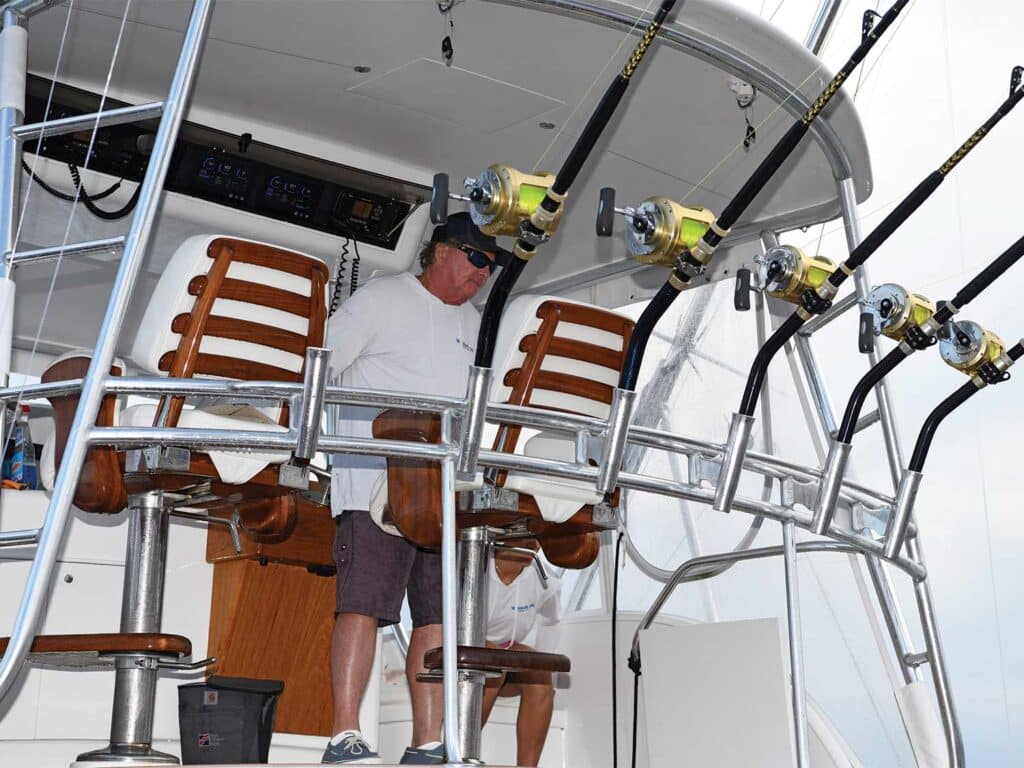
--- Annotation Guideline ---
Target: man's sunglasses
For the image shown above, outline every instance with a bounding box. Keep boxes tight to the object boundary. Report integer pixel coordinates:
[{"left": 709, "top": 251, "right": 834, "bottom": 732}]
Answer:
[{"left": 452, "top": 243, "right": 497, "bottom": 274}]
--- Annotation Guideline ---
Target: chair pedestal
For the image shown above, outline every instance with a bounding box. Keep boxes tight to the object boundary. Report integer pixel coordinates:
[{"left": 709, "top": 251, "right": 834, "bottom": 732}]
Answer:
[
  {"left": 78, "top": 491, "right": 178, "bottom": 765},
  {"left": 455, "top": 526, "right": 492, "bottom": 762},
  {"left": 421, "top": 525, "right": 572, "bottom": 762}
]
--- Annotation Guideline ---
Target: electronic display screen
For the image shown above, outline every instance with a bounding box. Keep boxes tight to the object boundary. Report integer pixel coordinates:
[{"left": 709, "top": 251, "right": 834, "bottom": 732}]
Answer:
[
  {"left": 258, "top": 171, "right": 322, "bottom": 222},
  {"left": 24, "top": 77, "right": 426, "bottom": 251},
  {"left": 193, "top": 152, "right": 254, "bottom": 204},
  {"left": 351, "top": 199, "right": 373, "bottom": 220}
]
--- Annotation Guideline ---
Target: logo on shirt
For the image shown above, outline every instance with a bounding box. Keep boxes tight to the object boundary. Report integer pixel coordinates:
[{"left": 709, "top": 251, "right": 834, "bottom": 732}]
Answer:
[
  {"left": 512, "top": 602, "right": 535, "bottom": 613},
  {"left": 457, "top": 336, "right": 475, "bottom": 353}
]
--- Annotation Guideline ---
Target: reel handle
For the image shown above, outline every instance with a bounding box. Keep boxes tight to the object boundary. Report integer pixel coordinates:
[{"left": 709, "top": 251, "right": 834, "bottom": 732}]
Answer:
[
  {"left": 596, "top": 186, "right": 616, "bottom": 237},
  {"left": 734, "top": 268, "right": 752, "bottom": 311},
  {"left": 858, "top": 311, "right": 875, "bottom": 353},
  {"left": 430, "top": 173, "right": 449, "bottom": 224}
]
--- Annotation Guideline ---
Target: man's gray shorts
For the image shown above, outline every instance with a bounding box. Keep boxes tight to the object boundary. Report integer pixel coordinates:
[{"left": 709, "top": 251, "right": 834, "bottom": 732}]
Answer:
[{"left": 333, "top": 510, "right": 443, "bottom": 628}]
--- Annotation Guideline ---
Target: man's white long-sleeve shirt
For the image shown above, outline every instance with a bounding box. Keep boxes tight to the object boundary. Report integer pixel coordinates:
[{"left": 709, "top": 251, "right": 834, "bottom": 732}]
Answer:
[{"left": 325, "top": 272, "right": 480, "bottom": 514}]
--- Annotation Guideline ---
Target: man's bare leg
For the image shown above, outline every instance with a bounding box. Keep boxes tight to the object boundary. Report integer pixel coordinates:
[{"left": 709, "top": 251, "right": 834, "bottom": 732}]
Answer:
[
  {"left": 331, "top": 612, "right": 379, "bottom": 735},
  {"left": 406, "top": 623, "right": 444, "bottom": 746}
]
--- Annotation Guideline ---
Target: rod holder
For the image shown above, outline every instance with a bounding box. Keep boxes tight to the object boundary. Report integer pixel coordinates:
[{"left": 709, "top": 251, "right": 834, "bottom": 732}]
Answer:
[
  {"left": 883, "top": 470, "right": 923, "bottom": 560},
  {"left": 811, "top": 440, "right": 851, "bottom": 535},
  {"left": 596, "top": 387, "right": 636, "bottom": 496},
  {"left": 712, "top": 412, "right": 755, "bottom": 513},
  {"left": 457, "top": 365, "right": 493, "bottom": 481},
  {"left": 294, "top": 347, "right": 331, "bottom": 462}
]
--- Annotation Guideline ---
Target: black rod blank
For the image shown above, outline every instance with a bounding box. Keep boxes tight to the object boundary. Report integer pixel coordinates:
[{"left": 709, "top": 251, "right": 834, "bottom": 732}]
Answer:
[
  {"left": 907, "top": 382, "right": 978, "bottom": 473},
  {"left": 617, "top": 0, "right": 914, "bottom": 392},
  {"left": 835, "top": 233, "right": 1024, "bottom": 442},
  {"left": 620, "top": 281, "right": 678, "bottom": 389},
  {"left": 949, "top": 232, "right": 1024, "bottom": 310},
  {"left": 473, "top": 0, "right": 678, "bottom": 369},
  {"left": 700, "top": 0, "right": 912, "bottom": 251},
  {"left": 836, "top": 346, "right": 908, "bottom": 444},
  {"left": 909, "top": 341, "right": 1024, "bottom": 472},
  {"left": 735, "top": 67, "right": 1024, "bottom": 417},
  {"left": 475, "top": 257, "right": 525, "bottom": 367}
]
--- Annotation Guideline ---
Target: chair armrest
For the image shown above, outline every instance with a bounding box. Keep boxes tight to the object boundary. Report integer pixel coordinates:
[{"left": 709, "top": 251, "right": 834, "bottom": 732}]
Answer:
[{"left": 42, "top": 354, "right": 127, "bottom": 514}]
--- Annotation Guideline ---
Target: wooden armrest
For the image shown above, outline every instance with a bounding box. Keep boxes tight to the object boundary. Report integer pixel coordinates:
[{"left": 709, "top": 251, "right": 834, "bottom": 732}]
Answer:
[
  {"left": 43, "top": 355, "right": 127, "bottom": 514},
  {"left": 0, "top": 632, "right": 191, "bottom": 669},
  {"left": 372, "top": 409, "right": 443, "bottom": 547},
  {"left": 422, "top": 645, "right": 570, "bottom": 674}
]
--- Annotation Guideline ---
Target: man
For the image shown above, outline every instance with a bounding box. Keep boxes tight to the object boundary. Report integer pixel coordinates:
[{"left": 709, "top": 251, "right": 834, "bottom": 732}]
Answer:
[
  {"left": 322, "top": 212, "right": 506, "bottom": 765},
  {"left": 481, "top": 542, "right": 561, "bottom": 767}
]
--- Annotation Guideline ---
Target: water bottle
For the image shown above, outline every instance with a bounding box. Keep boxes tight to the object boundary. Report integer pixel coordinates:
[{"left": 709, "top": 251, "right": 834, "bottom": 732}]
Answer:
[{"left": 10, "top": 405, "right": 37, "bottom": 489}]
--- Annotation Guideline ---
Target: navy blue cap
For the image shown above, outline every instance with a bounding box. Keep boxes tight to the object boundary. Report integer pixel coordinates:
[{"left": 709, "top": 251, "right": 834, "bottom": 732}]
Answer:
[{"left": 430, "top": 212, "right": 511, "bottom": 266}]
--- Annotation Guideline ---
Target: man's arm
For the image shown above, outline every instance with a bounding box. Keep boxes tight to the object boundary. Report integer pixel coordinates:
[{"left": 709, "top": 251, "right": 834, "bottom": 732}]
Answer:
[{"left": 324, "top": 286, "right": 377, "bottom": 380}]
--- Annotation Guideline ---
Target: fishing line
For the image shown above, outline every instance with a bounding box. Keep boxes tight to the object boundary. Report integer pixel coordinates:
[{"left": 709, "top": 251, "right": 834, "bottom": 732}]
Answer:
[
  {"left": 1, "top": 0, "right": 76, "bottom": 462},
  {"left": 768, "top": 0, "right": 787, "bottom": 23},
  {"left": 8, "top": 0, "right": 134, "bottom": 461},
  {"left": 11, "top": 0, "right": 75, "bottom": 253},
  {"left": 851, "top": 1, "right": 882, "bottom": 100},
  {"left": 532, "top": 0, "right": 658, "bottom": 173},
  {"left": 675, "top": 64, "right": 824, "bottom": 207},
  {"left": 677, "top": 0, "right": 918, "bottom": 209},
  {"left": 853, "top": 0, "right": 918, "bottom": 100}
]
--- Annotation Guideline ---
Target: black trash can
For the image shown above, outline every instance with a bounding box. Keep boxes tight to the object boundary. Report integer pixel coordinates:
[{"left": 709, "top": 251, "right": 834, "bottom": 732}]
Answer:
[{"left": 178, "top": 676, "right": 284, "bottom": 764}]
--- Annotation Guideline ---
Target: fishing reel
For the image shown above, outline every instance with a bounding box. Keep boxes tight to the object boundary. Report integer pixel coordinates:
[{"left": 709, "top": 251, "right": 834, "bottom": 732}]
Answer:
[
  {"left": 861, "top": 284, "right": 936, "bottom": 351},
  {"left": 595, "top": 187, "right": 715, "bottom": 268},
  {"left": 939, "top": 320, "right": 1005, "bottom": 376},
  {"left": 757, "top": 245, "right": 837, "bottom": 304},
  {"left": 430, "top": 164, "right": 562, "bottom": 237}
]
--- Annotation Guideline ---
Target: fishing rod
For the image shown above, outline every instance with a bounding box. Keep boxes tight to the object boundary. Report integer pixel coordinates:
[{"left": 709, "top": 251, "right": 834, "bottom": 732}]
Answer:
[
  {"left": 713, "top": 64, "right": 1024, "bottom": 515},
  {"left": 883, "top": 324, "right": 1023, "bottom": 559},
  {"left": 432, "top": 0, "right": 678, "bottom": 368},
  {"left": 811, "top": 231, "right": 1024, "bottom": 535},
  {"left": 592, "top": 0, "right": 913, "bottom": 497},
  {"left": 429, "top": 0, "right": 679, "bottom": 478}
]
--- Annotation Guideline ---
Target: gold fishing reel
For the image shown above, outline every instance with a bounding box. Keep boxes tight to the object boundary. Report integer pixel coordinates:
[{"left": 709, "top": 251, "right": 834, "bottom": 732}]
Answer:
[
  {"left": 758, "top": 245, "right": 837, "bottom": 304},
  {"left": 595, "top": 188, "right": 715, "bottom": 268},
  {"left": 430, "top": 164, "right": 561, "bottom": 237},
  {"left": 939, "top": 320, "right": 1005, "bottom": 375},
  {"left": 863, "top": 284, "right": 936, "bottom": 340}
]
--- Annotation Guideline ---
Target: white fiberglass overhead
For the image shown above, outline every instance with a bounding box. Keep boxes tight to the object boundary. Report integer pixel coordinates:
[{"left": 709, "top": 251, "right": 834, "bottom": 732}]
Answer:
[{"left": 19, "top": 0, "right": 870, "bottom": 304}]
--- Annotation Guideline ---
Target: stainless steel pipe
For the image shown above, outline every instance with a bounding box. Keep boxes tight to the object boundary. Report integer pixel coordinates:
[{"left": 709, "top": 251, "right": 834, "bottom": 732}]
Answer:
[
  {"left": 811, "top": 440, "right": 850, "bottom": 535},
  {"left": 712, "top": 412, "right": 754, "bottom": 512},
  {"left": 596, "top": 387, "right": 636, "bottom": 496},
  {"left": 883, "top": 470, "right": 922, "bottom": 561},
  {"left": 457, "top": 365, "right": 493, "bottom": 480},
  {"left": 294, "top": 347, "right": 331, "bottom": 461}
]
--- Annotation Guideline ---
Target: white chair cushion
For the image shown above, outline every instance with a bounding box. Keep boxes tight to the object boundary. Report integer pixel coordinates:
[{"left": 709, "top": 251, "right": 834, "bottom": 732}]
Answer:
[
  {"left": 39, "top": 434, "right": 55, "bottom": 492},
  {"left": 501, "top": 431, "right": 603, "bottom": 523},
  {"left": 121, "top": 403, "right": 290, "bottom": 484},
  {"left": 131, "top": 234, "right": 223, "bottom": 376},
  {"left": 129, "top": 233, "right": 319, "bottom": 378},
  {"left": 479, "top": 295, "right": 630, "bottom": 521}
]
